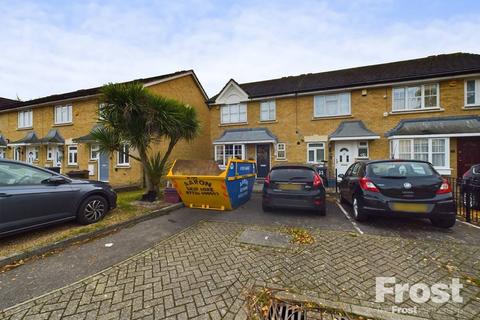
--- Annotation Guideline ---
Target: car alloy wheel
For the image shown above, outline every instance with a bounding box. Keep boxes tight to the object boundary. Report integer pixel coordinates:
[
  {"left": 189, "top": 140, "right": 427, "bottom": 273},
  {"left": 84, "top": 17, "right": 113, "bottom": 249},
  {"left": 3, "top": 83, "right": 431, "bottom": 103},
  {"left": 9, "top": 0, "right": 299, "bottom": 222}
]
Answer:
[{"left": 84, "top": 199, "right": 105, "bottom": 222}]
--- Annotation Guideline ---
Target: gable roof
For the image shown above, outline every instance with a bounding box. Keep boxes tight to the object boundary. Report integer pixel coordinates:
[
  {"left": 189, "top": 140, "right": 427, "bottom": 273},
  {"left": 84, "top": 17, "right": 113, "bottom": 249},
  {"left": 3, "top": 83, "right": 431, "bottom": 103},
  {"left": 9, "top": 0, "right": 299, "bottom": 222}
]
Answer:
[
  {"left": 0, "top": 70, "right": 208, "bottom": 112},
  {"left": 208, "top": 53, "right": 480, "bottom": 103}
]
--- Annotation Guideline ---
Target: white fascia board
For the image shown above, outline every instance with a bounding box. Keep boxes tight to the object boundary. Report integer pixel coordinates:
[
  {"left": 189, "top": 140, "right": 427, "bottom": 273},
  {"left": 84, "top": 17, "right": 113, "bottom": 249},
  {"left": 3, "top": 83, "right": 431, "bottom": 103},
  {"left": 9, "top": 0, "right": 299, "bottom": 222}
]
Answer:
[
  {"left": 388, "top": 133, "right": 480, "bottom": 139},
  {"left": 330, "top": 136, "right": 380, "bottom": 141},
  {"left": 212, "top": 140, "right": 275, "bottom": 145}
]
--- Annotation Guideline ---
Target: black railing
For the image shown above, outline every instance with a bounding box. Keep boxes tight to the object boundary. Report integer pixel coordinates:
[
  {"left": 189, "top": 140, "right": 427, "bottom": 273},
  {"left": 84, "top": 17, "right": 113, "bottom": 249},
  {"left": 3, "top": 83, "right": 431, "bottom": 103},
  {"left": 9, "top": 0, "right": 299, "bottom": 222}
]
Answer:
[{"left": 446, "top": 177, "right": 480, "bottom": 225}]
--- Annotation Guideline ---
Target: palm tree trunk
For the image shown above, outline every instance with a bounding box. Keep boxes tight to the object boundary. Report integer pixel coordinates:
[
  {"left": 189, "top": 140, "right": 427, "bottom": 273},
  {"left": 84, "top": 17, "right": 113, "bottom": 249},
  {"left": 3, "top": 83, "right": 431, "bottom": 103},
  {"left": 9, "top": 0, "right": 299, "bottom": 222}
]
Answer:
[{"left": 138, "top": 148, "right": 157, "bottom": 201}]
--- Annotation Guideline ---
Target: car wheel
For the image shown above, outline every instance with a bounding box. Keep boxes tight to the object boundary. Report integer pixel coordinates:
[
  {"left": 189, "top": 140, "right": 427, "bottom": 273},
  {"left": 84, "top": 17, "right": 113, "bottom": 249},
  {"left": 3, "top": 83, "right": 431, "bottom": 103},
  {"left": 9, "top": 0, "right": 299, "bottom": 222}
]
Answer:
[
  {"left": 77, "top": 195, "right": 108, "bottom": 225},
  {"left": 352, "top": 196, "right": 368, "bottom": 222},
  {"left": 262, "top": 202, "right": 272, "bottom": 212},
  {"left": 430, "top": 215, "right": 456, "bottom": 228}
]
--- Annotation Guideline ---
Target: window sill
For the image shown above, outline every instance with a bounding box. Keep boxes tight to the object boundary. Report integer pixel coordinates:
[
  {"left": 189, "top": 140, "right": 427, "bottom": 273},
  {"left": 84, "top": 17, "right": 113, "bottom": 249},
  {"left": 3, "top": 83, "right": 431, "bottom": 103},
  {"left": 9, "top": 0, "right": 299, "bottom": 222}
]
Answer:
[
  {"left": 89, "top": 159, "right": 99, "bottom": 162},
  {"left": 257, "top": 120, "right": 278, "bottom": 124},
  {"left": 389, "top": 108, "right": 443, "bottom": 115},
  {"left": 312, "top": 115, "right": 353, "bottom": 121},
  {"left": 463, "top": 105, "right": 480, "bottom": 110},
  {"left": 115, "top": 165, "right": 131, "bottom": 169},
  {"left": 275, "top": 158, "right": 288, "bottom": 162},
  {"left": 53, "top": 122, "right": 73, "bottom": 127},
  {"left": 16, "top": 127, "right": 33, "bottom": 131},
  {"left": 218, "top": 122, "right": 248, "bottom": 127},
  {"left": 67, "top": 165, "right": 79, "bottom": 168}
]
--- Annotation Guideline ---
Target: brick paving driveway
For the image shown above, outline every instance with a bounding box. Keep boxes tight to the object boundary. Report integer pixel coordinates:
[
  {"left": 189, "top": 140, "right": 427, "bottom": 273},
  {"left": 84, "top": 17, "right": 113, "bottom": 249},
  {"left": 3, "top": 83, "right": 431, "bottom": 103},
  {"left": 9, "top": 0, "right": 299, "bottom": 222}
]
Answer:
[{"left": 1, "top": 221, "right": 479, "bottom": 320}]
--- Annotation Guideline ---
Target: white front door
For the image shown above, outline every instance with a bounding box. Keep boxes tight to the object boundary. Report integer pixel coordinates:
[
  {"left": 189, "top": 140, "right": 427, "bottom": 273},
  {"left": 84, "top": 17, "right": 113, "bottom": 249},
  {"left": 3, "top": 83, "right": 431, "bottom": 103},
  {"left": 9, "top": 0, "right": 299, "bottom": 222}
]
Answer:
[{"left": 335, "top": 142, "right": 355, "bottom": 178}]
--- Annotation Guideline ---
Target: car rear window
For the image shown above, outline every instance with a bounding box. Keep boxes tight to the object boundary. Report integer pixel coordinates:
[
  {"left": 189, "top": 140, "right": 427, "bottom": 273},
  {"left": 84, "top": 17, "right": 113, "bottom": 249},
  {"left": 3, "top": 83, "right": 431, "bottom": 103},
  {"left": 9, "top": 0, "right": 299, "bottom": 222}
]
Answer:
[
  {"left": 270, "top": 168, "right": 315, "bottom": 181},
  {"left": 367, "top": 162, "right": 436, "bottom": 178}
]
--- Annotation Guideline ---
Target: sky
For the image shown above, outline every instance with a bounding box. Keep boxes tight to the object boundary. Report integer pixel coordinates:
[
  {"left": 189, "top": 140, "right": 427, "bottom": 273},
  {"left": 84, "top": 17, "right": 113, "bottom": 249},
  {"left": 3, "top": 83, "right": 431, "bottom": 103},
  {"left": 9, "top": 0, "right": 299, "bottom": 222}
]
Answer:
[{"left": 1, "top": 0, "right": 479, "bottom": 101}]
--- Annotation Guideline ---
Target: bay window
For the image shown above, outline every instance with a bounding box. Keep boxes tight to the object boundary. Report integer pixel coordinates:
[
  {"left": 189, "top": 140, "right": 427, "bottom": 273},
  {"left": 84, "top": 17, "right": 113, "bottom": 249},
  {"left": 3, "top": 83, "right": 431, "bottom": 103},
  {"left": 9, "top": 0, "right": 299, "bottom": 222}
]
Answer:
[
  {"left": 465, "top": 79, "right": 480, "bottom": 106},
  {"left": 220, "top": 104, "right": 247, "bottom": 124},
  {"left": 260, "top": 100, "right": 276, "bottom": 121},
  {"left": 390, "top": 138, "right": 449, "bottom": 174},
  {"left": 307, "top": 143, "right": 325, "bottom": 163},
  {"left": 214, "top": 144, "right": 245, "bottom": 166},
  {"left": 392, "top": 83, "right": 439, "bottom": 111},
  {"left": 314, "top": 93, "right": 350, "bottom": 117}
]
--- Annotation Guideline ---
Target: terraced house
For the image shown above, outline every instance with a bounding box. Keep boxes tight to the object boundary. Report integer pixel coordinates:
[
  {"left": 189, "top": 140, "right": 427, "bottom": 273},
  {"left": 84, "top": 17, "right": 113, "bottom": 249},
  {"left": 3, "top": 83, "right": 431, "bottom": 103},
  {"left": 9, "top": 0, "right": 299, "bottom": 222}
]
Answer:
[
  {"left": 0, "top": 70, "right": 211, "bottom": 187},
  {"left": 208, "top": 53, "right": 480, "bottom": 180}
]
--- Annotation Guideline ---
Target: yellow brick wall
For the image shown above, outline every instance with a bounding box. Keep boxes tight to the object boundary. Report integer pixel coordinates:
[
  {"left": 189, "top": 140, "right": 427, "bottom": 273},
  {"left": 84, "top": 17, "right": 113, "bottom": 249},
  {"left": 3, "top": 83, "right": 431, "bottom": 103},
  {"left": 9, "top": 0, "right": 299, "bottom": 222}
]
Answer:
[
  {"left": 210, "top": 79, "right": 479, "bottom": 177},
  {"left": 0, "top": 73, "right": 210, "bottom": 186}
]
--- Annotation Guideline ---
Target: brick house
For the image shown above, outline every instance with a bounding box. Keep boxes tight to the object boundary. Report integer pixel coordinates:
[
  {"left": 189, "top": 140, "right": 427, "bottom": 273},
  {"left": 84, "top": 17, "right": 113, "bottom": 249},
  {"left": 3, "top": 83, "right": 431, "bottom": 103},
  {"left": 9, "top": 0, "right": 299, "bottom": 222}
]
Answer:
[
  {"left": 208, "top": 53, "right": 480, "bottom": 179},
  {"left": 0, "top": 70, "right": 211, "bottom": 187}
]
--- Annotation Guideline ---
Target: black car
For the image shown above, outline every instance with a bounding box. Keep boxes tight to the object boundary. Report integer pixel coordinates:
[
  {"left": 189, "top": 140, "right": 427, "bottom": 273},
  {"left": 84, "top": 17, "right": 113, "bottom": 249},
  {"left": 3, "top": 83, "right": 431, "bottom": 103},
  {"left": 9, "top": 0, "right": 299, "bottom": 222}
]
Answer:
[
  {"left": 262, "top": 163, "right": 326, "bottom": 215},
  {"left": 338, "top": 160, "right": 456, "bottom": 228},
  {"left": 0, "top": 159, "right": 117, "bottom": 237},
  {"left": 462, "top": 164, "right": 480, "bottom": 209}
]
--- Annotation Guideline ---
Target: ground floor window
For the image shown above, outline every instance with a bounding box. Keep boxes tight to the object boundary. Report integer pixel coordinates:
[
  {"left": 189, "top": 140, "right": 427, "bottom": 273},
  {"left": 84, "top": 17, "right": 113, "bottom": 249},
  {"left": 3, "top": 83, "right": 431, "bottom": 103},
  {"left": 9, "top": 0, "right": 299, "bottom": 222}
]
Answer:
[
  {"left": 307, "top": 142, "right": 325, "bottom": 163},
  {"left": 357, "top": 141, "right": 369, "bottom": 158},
  {"left": 67, "top": 145, "right": 78, "bottom": 165},
  {"left": 276, "top": 143, "right": 286, "bottom": 160},
  {"left": 117, "top": 144, "right": 130, "bottom": 166},
  {"left": 214, "top": 144, "right": 245, "bottom": 166},
  {"left": 0, "top": 148, "right": 5, "bottom": 159},
  {"left": 13, "top": 147, "right": 21, "bottom": 161},
  {"left": 90, "top": 144, "right": 100, "bottom": 160},
  {"left": 390, "top": 138, "right": 449, "bottom": 172},
  {"left": 46, "top": 146, "right": 54, "bottom": 161}
]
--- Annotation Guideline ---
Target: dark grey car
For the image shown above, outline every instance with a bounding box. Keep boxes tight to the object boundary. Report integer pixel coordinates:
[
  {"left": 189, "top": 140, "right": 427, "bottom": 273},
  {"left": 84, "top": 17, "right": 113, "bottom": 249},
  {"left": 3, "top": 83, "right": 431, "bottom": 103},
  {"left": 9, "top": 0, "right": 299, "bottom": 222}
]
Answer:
[{"left": 0, "top": 159, "right": 117, "bottom": 237}]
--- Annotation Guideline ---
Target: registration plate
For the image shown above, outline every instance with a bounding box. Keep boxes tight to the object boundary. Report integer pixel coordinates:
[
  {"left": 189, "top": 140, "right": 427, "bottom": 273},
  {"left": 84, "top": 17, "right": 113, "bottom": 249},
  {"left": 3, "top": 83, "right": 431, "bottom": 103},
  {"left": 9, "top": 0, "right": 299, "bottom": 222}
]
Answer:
[
  {"left": 277, "top": 183, "right": 302, "bottom": 191},
  {"left": 391, "top": 202, "right": 429, "bottom": 213}
]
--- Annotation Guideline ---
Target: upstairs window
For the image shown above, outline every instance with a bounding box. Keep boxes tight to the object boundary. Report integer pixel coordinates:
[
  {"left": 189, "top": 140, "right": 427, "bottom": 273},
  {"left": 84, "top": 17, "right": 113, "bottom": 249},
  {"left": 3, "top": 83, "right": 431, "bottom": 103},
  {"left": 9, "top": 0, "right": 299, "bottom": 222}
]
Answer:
[
  {"left": 260, "top": 100, "right": 276, "bottom": 121},
  {"left": 18, "top": 110, "right": 33, "bottom": 128},
  {"left": 220, "top": 103, "right": 247, "bottom": 124},
  {"left": 55, "top": 105, "right": 73, "bottom": 124},
  {"left": 314, "top": 93, "right": 351, "bottom": 117},
  {"left": 392, "top": 84, "right": 439, "bottom": 111},
  {"left": 465, "top": 79, "right": 480, "bottom": 106}
]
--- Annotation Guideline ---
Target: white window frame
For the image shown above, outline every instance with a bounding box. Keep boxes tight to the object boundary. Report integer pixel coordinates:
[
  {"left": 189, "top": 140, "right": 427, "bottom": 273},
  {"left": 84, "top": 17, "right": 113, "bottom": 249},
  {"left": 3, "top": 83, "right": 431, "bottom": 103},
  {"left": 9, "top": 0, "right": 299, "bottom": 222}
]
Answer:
[
  {"left": 392, "top": 83, "right": 439, "bottom": 112},
  {"left": 54, "top": 104, "right": 73, "bottom": 124},
  {"left": 357, "top": 141, "right": 369, "bottom": 159},
  {"left": 214, "top": 144, "right": 245, "bottom": 167},
  {"left": 117, "top": 144, "right": 130, "bottom": 166},
  {"left": 18, "top": 110, "right": 33, "bottom": 129},
  {"left": 46, "top": 145, "right": 54, "bottom": 161},
  {"left": 0, "top": 147, "right": 5, "bottom": 159},
  {"left": 276, "top": 143, "right": 286, "bottom": 160},
  {"left": 260, "top": 100, "right": 276, "bottom": 121},
  {"left": 465, "top": 79, "right": 480, "bottom": 107},
  {"left": 313, "top": 92, "right": 351, "bottom": 118},
  {"left": 90, "top": 144, "right": 100, "bottom": 160},
  {"left": 67, "top": 145, "right": 78, "bottom": 166},
  {"left": 220, "top": 103, "right": 247, "bottom": 124},
  {"left": 25, "top": 146, "right": 39, "bottom": 164},
  {"left": 306, "top": 142, "right": 326, "bottom": 164},
  {"left": 13, "top": 147, "right": 21, "bottom": 161},
  {"left": 390, "top": 138, "right": 450, "bottom": 174}
]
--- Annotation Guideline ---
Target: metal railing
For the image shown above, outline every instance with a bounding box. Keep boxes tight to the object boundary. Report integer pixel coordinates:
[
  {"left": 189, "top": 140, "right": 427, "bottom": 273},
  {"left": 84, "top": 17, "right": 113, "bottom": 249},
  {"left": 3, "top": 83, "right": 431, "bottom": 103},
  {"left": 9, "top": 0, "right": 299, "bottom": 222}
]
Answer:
[{"left": 446, "top": 177, "right": 480, "bottom": 225}]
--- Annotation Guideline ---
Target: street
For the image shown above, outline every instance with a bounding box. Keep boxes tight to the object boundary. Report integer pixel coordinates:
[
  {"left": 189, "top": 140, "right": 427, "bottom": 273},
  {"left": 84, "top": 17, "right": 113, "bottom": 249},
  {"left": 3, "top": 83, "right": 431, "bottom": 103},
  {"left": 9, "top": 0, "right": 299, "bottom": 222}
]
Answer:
[{"left": 1, "top": 194, "right": 479, "bottom": 319}]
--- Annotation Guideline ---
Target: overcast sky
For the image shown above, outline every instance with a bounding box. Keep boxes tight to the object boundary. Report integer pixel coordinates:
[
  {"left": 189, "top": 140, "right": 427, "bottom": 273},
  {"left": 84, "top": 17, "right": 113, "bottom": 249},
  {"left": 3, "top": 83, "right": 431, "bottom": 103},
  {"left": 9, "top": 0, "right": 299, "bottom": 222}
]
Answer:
[{"left": 1, "top": 0, "right": 479, "bottom": 101}]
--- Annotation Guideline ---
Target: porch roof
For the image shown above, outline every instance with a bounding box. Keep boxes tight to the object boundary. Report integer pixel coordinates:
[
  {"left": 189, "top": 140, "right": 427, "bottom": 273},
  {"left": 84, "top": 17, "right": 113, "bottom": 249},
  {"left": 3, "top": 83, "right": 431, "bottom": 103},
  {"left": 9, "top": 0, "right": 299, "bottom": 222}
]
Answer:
[
  {"left": 385, "top": 115, "right": 480, "bottom": 138},
  {"left": 213, "top": 128, "right": 278, "bottom": 145},
  {"left": 0, "top": 135, "right": 7, "bottom": 147},
  {"left": 329, "top": 120, "right": 380, "bottom": 141},
  {"left": 41, "top": 129, "right": 64, "bottom": 144},
  {"left": 73, "top": 125, "right": 101, "bottom": 143},
  {"left": 8, "top": 131, "right": 41, "bottom": 145}
]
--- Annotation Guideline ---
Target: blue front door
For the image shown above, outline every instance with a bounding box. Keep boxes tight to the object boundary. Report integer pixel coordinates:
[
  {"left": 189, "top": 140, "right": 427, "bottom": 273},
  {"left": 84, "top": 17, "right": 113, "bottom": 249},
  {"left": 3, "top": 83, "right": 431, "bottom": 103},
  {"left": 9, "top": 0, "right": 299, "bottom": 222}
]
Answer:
[{"left": 99, "top": 152, "right": 109, "bottom": 182}]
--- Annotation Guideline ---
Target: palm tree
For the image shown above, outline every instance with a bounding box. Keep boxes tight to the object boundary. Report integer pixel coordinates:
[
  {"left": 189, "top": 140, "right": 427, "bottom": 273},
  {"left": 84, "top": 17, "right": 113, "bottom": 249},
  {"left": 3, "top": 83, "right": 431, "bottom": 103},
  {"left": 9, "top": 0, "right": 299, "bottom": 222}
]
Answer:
[{"left": 91, "top": 82, "right": 200, "bottom": 201}]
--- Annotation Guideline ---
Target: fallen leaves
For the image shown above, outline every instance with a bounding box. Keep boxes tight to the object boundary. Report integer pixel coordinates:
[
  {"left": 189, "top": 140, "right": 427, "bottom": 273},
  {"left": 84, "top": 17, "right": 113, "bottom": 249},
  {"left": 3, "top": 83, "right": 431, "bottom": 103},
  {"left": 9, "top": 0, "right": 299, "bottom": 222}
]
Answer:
[{"left": 284, "top": 227, "right": 315, "bottom": 245}]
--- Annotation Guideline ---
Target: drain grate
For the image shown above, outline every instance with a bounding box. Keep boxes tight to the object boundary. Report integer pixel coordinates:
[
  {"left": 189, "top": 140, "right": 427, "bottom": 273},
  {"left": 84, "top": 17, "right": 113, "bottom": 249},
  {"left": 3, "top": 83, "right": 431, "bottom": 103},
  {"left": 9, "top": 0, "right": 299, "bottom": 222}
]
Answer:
[{"left": 267, "top": 301, "right": 306, "bottom": 320}]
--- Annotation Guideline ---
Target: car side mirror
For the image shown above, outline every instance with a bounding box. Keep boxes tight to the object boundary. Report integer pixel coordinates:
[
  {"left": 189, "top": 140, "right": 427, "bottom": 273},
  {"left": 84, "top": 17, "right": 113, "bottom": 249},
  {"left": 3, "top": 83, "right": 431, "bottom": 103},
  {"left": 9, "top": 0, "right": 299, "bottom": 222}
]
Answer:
[
  {"left": 338, "top": 174, "right": 345, "bottom": 179},
  {"left": 43, "top": 176, "right": 68, "bottom": 185}
]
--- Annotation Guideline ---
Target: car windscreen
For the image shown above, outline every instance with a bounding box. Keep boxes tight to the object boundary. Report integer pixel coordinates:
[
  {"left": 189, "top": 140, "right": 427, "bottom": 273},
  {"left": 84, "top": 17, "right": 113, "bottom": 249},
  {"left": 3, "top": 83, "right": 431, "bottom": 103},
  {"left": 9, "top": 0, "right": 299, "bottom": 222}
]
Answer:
[
  {"left": 367, "top": 162, "right": 436, "bottom": 178},
  {"left": 270, "top": 168, "right": 315, "bottom": 181}
]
